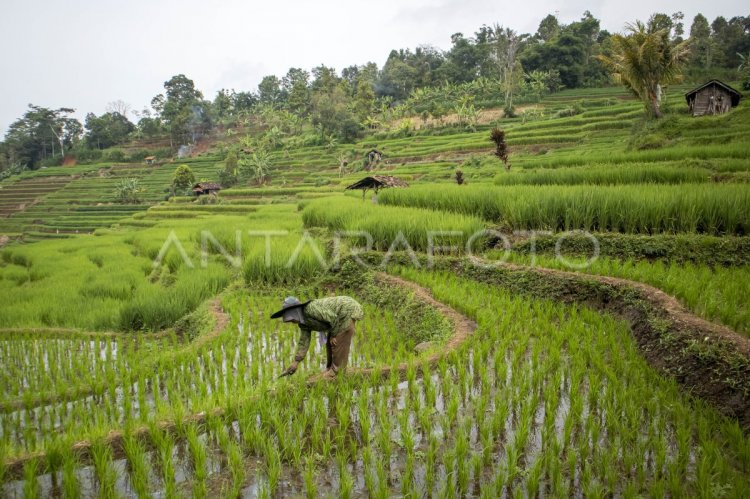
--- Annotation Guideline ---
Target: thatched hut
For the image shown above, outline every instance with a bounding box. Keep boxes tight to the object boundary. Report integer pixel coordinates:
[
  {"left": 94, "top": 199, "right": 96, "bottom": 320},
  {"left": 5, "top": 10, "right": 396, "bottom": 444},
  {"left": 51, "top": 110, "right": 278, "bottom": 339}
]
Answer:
[
  {"left": 346, "top": 175, "right": 409, "bottom": 199},
  {"left": 192, "top": 182, "right": 222, "bottom": 196},
  {"left": 144, "top": 156, "right": 157, "bottom": 165},
  {"left": 685, "top": 80, "right": 741, "bottom": 116}
]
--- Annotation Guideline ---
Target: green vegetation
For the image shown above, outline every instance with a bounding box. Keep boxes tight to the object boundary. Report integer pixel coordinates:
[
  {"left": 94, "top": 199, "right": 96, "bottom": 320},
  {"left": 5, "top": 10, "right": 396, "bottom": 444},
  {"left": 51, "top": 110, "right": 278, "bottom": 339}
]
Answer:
[
  {"left": 302, "top": 196, "right": 486, "bottom": 251},
  {"left": 493, "top": 164, "right": 713, "bottom": 185},
  {"left": 381, "top": 184, "right": 750, "bottom": 235},
  {"left": 1, "top": 32, "right": 749, "bottom": 495},
  {"left": 487, "top": 252, "right": 750, "bottom": 335}
]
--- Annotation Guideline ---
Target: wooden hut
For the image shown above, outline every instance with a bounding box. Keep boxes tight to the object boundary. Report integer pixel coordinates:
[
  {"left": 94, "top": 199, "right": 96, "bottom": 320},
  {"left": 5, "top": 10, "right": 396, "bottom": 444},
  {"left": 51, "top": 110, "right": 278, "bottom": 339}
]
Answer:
[
  {"left": 685, "top": 80, "right": 741, "bottom": 116},
  {"left": 192, "top": 182, "right": 222, "bottom": 196},
  {"left": 346, "top": 175, "right": 408, "bottom": 199},
  {"left": 144, "top": 156, "right": 157, "bottom": 165}
]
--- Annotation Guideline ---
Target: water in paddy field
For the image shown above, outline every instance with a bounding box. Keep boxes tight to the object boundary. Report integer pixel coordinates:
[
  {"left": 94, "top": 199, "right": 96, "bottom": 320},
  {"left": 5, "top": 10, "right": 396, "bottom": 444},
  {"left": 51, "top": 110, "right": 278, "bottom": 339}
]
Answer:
[
  {"left": 1, "top": 345, "right": 703, "bottom": 498},
  {"left": 0, "top": 286, "right": 738, "bottom": 497}
]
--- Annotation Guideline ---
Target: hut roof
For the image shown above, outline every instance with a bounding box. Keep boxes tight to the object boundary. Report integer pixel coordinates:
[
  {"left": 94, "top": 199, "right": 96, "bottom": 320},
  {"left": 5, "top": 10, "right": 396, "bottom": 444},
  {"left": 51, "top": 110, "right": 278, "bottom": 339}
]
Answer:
[
  {"left": 192, "top": 182, "right": 222, "bottom": 191},
  {"left": 685, "top": 80, "right": 742, "bottom": 107},
  {"left": 346, "top": 175, "right": 409, "bottom": 190},
  {"left": 144, "top": 156, "right": 156, "bottom": 161}
]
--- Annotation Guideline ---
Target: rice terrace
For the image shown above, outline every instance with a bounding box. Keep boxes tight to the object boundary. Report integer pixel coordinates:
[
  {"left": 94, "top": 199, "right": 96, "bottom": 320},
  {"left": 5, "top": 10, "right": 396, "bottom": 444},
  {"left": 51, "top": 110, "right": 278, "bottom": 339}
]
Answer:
[{"left": 1, "top": 4, "right": 750, "bottom": 498}]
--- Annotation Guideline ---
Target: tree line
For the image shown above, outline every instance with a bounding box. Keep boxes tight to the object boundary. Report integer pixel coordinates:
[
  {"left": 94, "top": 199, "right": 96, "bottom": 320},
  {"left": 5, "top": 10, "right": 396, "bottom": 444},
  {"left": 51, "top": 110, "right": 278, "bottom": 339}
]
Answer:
[{"left": 1, "top": 11, "right": 748, "bottom": 175}]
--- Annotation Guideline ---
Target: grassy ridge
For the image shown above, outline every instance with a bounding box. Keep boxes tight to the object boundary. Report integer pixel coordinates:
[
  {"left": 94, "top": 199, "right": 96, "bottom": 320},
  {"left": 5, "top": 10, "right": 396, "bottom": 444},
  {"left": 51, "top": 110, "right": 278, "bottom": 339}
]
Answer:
[{"left": 485, "top": 252, "right": 750, "bottom": 336}]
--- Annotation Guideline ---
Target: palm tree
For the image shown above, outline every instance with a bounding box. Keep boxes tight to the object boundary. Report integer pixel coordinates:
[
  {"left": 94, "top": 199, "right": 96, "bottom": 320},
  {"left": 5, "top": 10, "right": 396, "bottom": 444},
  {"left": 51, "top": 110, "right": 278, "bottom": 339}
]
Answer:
[{"left": 598, "top": 21, "right": 690, "bottom": 118}]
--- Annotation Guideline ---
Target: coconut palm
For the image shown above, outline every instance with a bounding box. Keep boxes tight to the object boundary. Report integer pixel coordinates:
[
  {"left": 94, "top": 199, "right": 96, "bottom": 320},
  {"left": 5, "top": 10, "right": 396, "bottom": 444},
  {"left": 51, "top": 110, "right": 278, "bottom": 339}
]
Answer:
[{"left": 598, "top": 21, "right": 690, "bottom": 118}]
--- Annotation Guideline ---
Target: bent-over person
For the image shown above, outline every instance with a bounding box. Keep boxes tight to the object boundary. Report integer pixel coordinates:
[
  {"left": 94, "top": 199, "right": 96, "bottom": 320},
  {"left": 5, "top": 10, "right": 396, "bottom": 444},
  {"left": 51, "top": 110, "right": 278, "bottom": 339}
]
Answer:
[{"left": 270, "top": 296, "right": 363, "bottom": 378}]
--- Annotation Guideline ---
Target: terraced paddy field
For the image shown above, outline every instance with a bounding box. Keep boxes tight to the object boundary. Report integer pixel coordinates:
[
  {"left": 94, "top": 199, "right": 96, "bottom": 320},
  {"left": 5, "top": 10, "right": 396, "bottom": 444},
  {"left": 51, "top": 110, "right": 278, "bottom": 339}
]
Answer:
[{"left": 1, "top": 85, "right": 749, "bottom": 497}]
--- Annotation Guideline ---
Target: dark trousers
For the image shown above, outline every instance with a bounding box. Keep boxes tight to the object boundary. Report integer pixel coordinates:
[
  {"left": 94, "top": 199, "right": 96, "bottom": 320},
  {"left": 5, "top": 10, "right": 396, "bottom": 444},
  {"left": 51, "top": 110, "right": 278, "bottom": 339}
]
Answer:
[{"left": 326, "top": 320, "right": 356, "bottom": 373}]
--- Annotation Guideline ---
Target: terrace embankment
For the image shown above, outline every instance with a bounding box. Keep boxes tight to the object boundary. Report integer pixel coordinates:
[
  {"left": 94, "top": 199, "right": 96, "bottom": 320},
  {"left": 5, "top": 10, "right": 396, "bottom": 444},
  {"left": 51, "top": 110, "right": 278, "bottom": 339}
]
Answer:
[{"left": 455, "top": 257, "right": 750, "bottom": 431}]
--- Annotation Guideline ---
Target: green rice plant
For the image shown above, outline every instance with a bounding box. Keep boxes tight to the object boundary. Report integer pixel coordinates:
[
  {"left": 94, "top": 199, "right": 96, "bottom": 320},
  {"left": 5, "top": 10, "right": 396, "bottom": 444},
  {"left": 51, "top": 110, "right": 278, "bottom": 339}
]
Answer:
[
  {"left": 22, "top": 459, "right": 40, "bottom": 498},
  {"left": 265, "top": 441, "right": 281, "bottom": 494},
  {"left": 185, "top": 424, "right": 207, "bottom": 499},
  {"left": 303, "top": 454, "right": 317, "bottom": 499},
  {"left": 61, "top": 449, "right": 81, "bottom": 499},
  {"left": 499, "top": 253, "right": 750, "bottom": 336},
  {"left": 357, "top": 394, "right": 371, "bottom": 444},
  {"left": 337, "top": 454, "right": 354, "bottom": 499},
  {"left": 91, "top": 440, "right": 118, "bottom": 499},
  {"left": 303, "top": 195, "right": 486, "bottom": 252},
  {"left": 494, "top": 164, "right": 711, "bottom": 186},
  {"left": 122, "top": 434, "right": 151, "bottom": 499},
  {"left": 380, "top": 183, "right": 750, "bottom": 235},
  {"left": 425, "top": 433, "right": 439, "bottom": 495},
  {"left": 226, "top": 439, "right": 245, "bottom": 498},
  {"left": 150, "top": 426, "right": 177, "bottom": 499}
]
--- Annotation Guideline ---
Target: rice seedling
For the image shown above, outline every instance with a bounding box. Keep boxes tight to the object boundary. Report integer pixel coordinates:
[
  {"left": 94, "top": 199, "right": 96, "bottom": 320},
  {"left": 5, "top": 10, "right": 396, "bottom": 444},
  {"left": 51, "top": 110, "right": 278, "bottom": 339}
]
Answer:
[
  {"left": 122, "top": 434, "right": 151, "bottom": 499},
  {"left": 337, "top": 454, "right": 354, "bottom": 499},
  {"left": 22, "top": 459, "right": 40, "bottom": 498},
  {"left": 303, "top": 454, "right": 317, "bottom": 499},
  {"left": 226, "top": 439, "right": 245, "bottom": 498},
  {"left": 91, "top": 440, "right": 118, "bottom": 499},
  {"left": 61, "top": 449, "right": 81, "bottom": 499},
  {"left": 185, "top": 424, "right": 207, "bottom": 499}
]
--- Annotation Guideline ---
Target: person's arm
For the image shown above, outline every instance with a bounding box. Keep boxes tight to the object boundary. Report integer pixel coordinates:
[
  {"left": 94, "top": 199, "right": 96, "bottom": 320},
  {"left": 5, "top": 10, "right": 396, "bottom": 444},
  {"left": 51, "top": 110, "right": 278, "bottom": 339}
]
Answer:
[
  {"left": 294, "top": 325, "right": 313, "bottom": 362},
  {"left": 281, "top": 325, "right": 311, "bottom": 376}
]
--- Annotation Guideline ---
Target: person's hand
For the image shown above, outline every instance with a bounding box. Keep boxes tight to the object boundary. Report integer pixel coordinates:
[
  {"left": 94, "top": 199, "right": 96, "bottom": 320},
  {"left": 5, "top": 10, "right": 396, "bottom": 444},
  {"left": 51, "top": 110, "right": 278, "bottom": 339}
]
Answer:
[
  {"left": 330, "top": 336, "right": 338, "bottom": 347},
  {"left": 279, "top": 361, "right": 298, "bottom": 377}
]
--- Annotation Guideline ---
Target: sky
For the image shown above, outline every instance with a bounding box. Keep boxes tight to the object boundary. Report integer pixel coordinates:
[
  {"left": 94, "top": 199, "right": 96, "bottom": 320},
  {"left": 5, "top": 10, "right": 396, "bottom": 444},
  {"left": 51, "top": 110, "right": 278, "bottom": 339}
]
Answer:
[{"left": 0, "top": 0, "right": 746, "bottom": 133}]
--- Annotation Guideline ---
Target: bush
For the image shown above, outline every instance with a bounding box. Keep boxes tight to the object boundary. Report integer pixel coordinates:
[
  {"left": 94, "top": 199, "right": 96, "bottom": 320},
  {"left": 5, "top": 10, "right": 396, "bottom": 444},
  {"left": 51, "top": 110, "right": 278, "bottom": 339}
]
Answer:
[
  {"left": 104, "top": 149, "right": 127, "bottom": 162},
  {"left": 172, "top": 165, "right": 196, "bottom": 191},
  {"left": 555, "top": 102, "right": 584, "bottom": 118}
]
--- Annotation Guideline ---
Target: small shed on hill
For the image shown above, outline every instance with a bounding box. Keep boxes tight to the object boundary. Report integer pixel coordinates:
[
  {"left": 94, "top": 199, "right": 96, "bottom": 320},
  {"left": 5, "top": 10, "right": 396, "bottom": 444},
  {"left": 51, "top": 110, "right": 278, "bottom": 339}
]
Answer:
[
  {"left": 192, "top": 182, "right": 222, "bottom": 196},
  {"left": 685, "top": 80, "right": 741, "bottom": 116},
  {"left": 144, "top": 156, "right": 157, "bottom": 165},
  {"left": 346, "top": 175, "right": 409, "bottom": 199}
]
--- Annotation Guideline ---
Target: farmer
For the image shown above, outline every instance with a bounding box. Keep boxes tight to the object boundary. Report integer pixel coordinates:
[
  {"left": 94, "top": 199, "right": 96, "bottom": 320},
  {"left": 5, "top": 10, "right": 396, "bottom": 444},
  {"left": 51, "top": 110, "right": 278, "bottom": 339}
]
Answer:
[{"left": 271, "top": 296, "right": 363, "bottom": 378}]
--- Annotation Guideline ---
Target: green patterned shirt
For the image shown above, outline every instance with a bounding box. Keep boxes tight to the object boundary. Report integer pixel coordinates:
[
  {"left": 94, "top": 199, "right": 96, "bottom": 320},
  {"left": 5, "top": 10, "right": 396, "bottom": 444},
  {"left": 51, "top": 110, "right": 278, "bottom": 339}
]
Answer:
[{"left": 293, "top": 296, "right": 363, "bottom": 362}]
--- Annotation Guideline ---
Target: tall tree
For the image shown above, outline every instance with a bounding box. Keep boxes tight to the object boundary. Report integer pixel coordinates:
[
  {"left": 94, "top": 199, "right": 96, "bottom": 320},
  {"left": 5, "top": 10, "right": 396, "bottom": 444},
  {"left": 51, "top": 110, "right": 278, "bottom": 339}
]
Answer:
[
  {"left": 84, "top": 112, "right": 135, "bottom": 149},
  {"left": 282, "top": 68, "right": 311, "bottom": 116},
  {"left": 536, "top": 14, "right": 561, "bottom": 42},
  {"left": 153, "top": 74, "right": 210, "bottom": 147},
  {"left": 598, "top": 21, "right": 690, "bottom": 118},
  {"left": 2, "top": 105, "right": 81, "bottom": 168},
  {"left": 435, "top": 33, "right": 481, "bottom": 84},
  {"left": 378, "top": 51, "right": 419, "bottom": 100},
  {"left": 257, "top": 75, "right": 285, "bottom": 107},
  {"left": 690, "top": 14, "right": 713, "bottom": 68}
]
